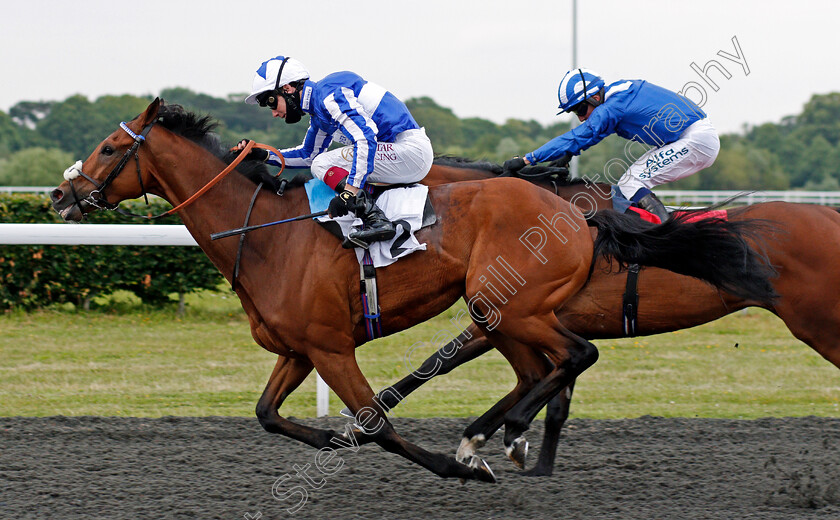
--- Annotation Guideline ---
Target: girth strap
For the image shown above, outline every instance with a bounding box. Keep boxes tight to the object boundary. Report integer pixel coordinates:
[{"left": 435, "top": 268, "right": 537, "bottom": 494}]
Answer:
[
  {"left": 622, "top": 264, "right": 641, "bottom": 337},
  {"left": 360, "top": 250, "right": 383, "bottom": 340}
]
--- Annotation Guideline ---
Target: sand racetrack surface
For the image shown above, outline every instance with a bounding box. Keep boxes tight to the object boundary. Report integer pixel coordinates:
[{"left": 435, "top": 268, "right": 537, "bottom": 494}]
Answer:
[{"left": 2, "top": 415, "right": 839, "bottom": 519}]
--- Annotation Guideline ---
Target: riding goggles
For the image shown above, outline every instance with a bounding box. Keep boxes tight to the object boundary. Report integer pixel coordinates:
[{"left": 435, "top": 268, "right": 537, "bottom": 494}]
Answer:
[
  {"left": 571, "top": 101, "right": 590, "bottom": 117},
  {"left": 256, "top": 90, "right": 280, "bottom": 110}
]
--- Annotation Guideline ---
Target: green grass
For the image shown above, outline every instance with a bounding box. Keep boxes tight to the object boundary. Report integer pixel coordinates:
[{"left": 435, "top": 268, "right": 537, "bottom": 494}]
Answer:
[{"left": 1, "top": 290, "right": 838, "bottom": 419}]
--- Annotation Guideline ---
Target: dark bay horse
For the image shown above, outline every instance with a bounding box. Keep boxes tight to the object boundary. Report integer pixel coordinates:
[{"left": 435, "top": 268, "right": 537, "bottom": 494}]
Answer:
[
  {"left": 371, "top": 157, "right": 840, "bottom": 475},
  {"left": 49, "top": 99, "right": 777, "bottom": 483}
]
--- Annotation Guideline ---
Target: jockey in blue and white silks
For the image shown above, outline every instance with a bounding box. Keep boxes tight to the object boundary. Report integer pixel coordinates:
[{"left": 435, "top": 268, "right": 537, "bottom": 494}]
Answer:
[
  {"left": 239, "top": 55, "right": 433, "bottom": 246},
  {"left": 273, "top": 71, "right": 426, "bottom": 187},
  {"left": 504, "top": 68, "right": 720, "bottom": 223}
]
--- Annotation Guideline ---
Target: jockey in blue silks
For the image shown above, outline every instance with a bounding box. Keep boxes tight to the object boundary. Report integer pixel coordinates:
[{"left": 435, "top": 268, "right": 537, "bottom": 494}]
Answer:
[
  {"left": 504, "top": 68, "right": 720, "bottom": 223},
  {"left": 237, "top": 55, "right": 433, "bottom": 245}
]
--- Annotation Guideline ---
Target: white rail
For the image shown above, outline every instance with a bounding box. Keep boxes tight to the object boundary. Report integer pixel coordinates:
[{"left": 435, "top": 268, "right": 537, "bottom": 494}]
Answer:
[
  {"left": 0, "top": 223, "right": 199, "bottom": 246},
  {"left": 657, "top": 190, "right": 840, "bottom": 206},
  {"left": 0, "top": 186, "right": 54, "bottom": 193}
]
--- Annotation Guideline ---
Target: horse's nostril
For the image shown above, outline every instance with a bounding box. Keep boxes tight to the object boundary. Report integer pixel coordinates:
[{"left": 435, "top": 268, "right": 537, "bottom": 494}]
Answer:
[{"left": 50, "top": 188, "right": 64, "bottom": 203}]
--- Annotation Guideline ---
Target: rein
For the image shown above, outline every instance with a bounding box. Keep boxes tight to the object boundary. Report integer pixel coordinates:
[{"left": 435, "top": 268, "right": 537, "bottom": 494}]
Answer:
[
  {"left": 65, "top": 121, "right": 286, "bottom": 219},
  {"left": 160, "top": 140, "right": 285, "bottom": 217}
]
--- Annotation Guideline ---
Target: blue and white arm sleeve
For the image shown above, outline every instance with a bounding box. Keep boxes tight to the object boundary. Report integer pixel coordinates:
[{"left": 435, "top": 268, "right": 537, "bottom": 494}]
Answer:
[
  {"left": 324, "top": 87, "right": 379, "bottom": 187},
  {"left": 267, "top": 125, "right": 332, "bottom": 169}
]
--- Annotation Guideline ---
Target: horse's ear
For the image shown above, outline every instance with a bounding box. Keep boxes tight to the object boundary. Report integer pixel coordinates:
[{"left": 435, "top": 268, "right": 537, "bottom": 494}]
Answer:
[{"left": 138, "top": 98, "right": 162, "bottom": 126}]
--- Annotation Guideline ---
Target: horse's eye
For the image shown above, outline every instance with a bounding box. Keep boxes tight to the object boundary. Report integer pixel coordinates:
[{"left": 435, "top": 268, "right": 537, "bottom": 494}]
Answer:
[{"left": 102, "top": 145, "right": 114, "bottom": 156}]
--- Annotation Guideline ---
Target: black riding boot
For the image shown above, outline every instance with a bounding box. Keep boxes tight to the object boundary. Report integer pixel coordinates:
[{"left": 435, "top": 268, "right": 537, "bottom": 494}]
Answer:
[
  {"left": 349, "top": 190, "right": 396, "bottom": 245},
  {"left": 636, "top": 192, "right": 669, "bottom": 223}
]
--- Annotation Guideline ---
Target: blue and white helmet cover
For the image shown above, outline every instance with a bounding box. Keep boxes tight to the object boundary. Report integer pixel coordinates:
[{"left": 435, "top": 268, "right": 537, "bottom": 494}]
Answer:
[
  {"left": 557, "top": 68, "right": 605, "bottom": 113},
  {"left": 245, "top": 55, "right": 310, "bottom": 105}
]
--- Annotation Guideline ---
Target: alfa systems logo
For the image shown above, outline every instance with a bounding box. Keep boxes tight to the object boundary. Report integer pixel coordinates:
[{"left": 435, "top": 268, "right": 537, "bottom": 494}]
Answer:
[{"left": 640, "top": 146, "right": 690, "bottom": 179}]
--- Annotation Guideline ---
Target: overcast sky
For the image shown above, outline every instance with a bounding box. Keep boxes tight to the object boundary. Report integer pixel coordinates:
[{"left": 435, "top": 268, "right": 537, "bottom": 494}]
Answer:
[{"left": 1, "top": 0, "right": 837, "bottom": 135}]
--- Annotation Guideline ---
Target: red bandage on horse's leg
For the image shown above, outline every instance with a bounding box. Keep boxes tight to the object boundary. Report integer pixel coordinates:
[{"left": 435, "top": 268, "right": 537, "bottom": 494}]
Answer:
[
  {"left": 627, "top": 206, "right": 662, "bottom": 225},
  {"left": 323, "top": 166, "right": 350, "bottom": 191}
]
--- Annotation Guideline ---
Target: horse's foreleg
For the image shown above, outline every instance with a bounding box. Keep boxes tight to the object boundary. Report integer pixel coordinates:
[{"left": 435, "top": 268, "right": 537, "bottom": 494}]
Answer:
[
  {"left": 256, "top": 355, "right": 365, "bottom": 449},
  {"left": 309, "top": 349, "right": 496, "bottom": 483},
  {"left": 520, "top": 380, "right": 576, "bottom": 477}
]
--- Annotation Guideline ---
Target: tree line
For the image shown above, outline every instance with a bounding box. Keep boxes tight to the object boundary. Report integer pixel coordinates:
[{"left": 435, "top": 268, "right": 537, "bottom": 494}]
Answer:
[{"left": 2, "top": 88, "right": 840, "bottom": 190}]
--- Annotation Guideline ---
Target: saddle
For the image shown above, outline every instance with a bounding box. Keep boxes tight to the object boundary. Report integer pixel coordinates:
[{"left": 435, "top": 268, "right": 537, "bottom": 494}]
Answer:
[{"left": 317, "top": 184, "right": 437, "bottom": 248}]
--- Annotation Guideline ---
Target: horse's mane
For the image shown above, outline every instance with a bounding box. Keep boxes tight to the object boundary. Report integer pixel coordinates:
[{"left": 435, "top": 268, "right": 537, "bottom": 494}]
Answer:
[
  {"left": 155, "top": 103, "right": 288, "bottom": 192},
  {"left": 433, "top": 155, "right": 586, "bottom": 187},
  {"left": 155, "top": 104, "right": 219, "bottom": 143},
  {"left": 433, "top": 155, "right": 505, "bottom": 175}
]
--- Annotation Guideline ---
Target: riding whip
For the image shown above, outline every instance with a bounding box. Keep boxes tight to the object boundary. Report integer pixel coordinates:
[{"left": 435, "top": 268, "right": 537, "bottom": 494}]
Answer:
[{"left": 210, "top": 210, "right": 328, "bottom": 240}]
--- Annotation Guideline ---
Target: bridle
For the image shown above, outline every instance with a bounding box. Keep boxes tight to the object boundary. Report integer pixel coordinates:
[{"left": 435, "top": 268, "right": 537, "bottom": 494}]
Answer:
[
  {"left": 63, "top": 118, "right": 285, "bottom": 220},
  {"left": 61, "top": 112, "right": 286, "bottom": 291},
  {"left": 65, "top": 120, "right": 155, "bottom": 214}
]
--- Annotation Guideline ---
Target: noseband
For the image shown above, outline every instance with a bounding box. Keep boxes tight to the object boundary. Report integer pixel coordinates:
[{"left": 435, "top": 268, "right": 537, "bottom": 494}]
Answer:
[{"left": 64, "top": 120, "right": 155, "bottom": 215}]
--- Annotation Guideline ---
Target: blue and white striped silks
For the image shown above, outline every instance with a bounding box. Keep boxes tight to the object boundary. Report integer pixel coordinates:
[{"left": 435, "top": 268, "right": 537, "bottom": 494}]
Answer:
[{"left": 267, "top": 71, "right": 419, "bottom": 188}]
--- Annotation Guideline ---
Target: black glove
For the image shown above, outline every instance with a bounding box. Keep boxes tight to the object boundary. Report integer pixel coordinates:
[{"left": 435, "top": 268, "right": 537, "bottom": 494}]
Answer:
[
  {"left": 328, "top": 189, "right": 356, "bottom": 218},
  {"left": 234, "top": 139, "right": 269, "bottom": 162},
  {"left": 247, "top": 148, "right": 269, "bottom": 162},
  {"left": 503, "top": 157, "right": 527, "bottom": 173},
  {"left": 554, "top": 152, "right": 573, "bottom": 168}
]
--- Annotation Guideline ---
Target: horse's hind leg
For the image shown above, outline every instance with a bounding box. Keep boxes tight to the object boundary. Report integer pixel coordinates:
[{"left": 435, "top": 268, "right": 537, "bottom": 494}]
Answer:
[
  {"left": 307, "top": 349, "right": 496, "bottom": 483},
  {"left": 362, "top": 325, "right": 493, "bottom": 414},
  {"left": 520, "top": 380, "right": 575, "bottom": 477},
  {"left": 456, "top": 333, "right": 553, "bottom": 469},
  {"left": 774, "top": 298, "right": 840, "bottom": 369},
  {"left": 500, "top": 323, "right": 598, "bottom": 455}
]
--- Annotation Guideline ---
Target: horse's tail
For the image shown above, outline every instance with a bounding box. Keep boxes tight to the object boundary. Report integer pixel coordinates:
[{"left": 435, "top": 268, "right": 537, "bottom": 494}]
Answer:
[{"left": 587, "top": 210, "right": 778, "bottom": 305}]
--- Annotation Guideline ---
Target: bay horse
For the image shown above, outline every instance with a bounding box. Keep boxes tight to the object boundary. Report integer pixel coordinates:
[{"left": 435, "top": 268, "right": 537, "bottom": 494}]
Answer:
[
  {"left": 49, "top": 99, "right": 777, "bottom": 483},
  {"left": 368, "top": 157, "right": 840, "bottom": 476}
]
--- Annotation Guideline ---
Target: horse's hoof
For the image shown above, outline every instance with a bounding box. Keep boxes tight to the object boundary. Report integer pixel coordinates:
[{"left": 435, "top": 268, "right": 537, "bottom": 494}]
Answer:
[
  {"left": 456, "top": 434, "right": 486, "bottom": 464},
  {"left": 520, "top": 466, "right": 553, "bottom": 477},
  {"left": 468, "top": 456, "right": 497, "bottom": 484},
  {"left": 505, "top": 436, "right": 529, "bottom": 469}
]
